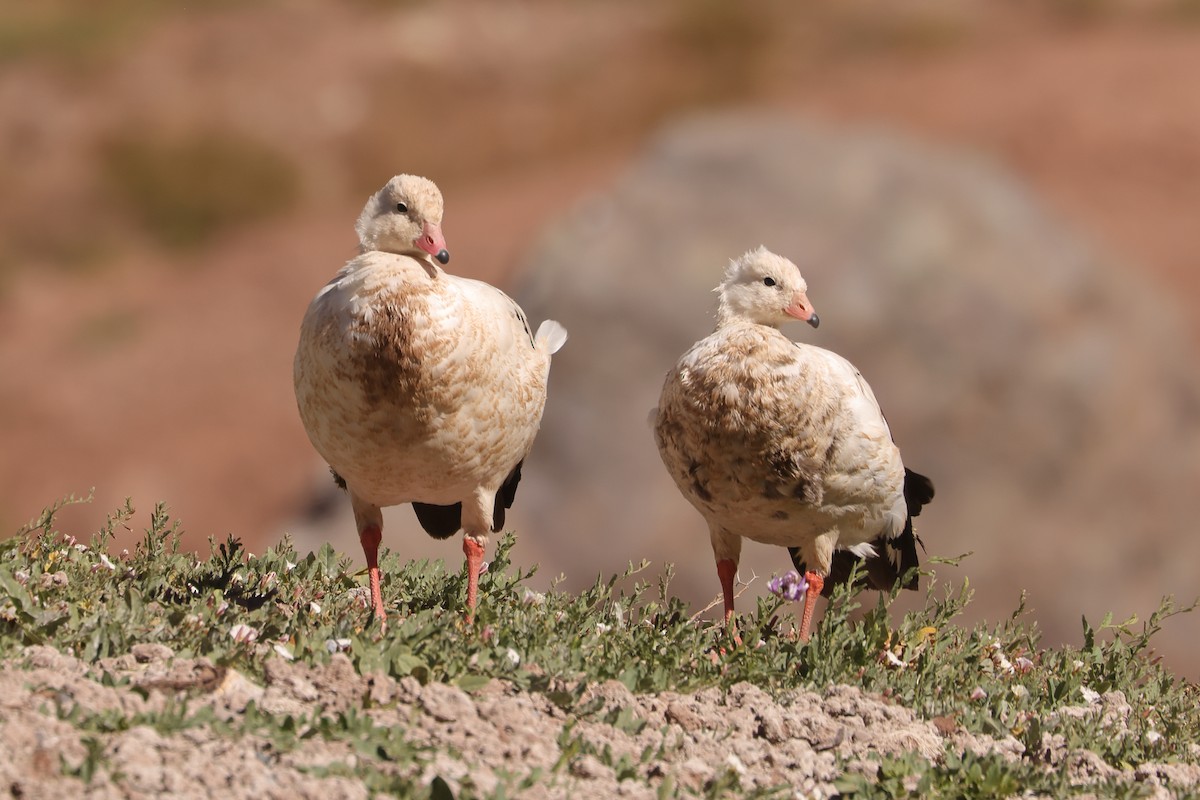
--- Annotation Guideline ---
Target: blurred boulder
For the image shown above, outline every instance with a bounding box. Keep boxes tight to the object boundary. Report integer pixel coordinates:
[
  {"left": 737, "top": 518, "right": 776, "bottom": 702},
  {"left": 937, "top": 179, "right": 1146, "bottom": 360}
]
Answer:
[{"left": 514, "top": 112, "right": 1200, "bottom": 667}]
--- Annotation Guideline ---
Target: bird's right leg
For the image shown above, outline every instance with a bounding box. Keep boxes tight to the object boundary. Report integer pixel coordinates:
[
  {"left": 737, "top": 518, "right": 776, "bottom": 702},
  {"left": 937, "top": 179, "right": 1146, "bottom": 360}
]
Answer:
[
  {"left": 460, "top": 490, "right": 494, "bottom": 625},
  {"left": 797, "top": 529, "right": 837, "bottom": 642},
  {"left": 350, "top": 493, "right": 387, "bottom": 622},
  {"left": 710, "top": 527, "right": 742, "bottom": 643}
]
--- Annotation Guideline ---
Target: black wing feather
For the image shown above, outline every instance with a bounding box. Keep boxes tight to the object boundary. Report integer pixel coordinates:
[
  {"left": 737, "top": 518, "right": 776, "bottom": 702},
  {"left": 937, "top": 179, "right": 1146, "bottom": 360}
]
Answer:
[
  {"left": 788, "top": 468, "right": 933, "bottom": 597},
  {"left": 410, "top": 460, "right": 525, "bottom": 539},
  {"left": 411, "top": 502, "right": 462, "bottom": 540}
]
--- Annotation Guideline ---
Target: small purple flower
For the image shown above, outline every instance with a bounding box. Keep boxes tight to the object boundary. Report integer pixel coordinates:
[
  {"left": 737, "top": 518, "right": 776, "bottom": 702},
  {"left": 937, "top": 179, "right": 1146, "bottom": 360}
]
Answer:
[{"left": 767, "top": 570, "right": 809, "bottom": 602}]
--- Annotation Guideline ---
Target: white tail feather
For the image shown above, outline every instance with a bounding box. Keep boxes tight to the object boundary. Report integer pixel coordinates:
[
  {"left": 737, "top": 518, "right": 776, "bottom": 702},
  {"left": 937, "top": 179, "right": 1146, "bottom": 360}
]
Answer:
[
  {"left": 535, "top": 320, "right": 568, "bottom": 355},
  {"left": 847, "top": 541, "right": 879, "bottom": 559}
]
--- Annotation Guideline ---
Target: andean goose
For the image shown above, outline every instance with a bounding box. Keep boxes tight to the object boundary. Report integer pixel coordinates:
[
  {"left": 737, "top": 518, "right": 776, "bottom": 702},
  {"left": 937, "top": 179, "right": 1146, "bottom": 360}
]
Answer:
[
  {"left": 294, "top": 174, "right": 567, "bottom": 622},
  {"left": 653, "top": 246, "right": 933, "bottom": 641}
]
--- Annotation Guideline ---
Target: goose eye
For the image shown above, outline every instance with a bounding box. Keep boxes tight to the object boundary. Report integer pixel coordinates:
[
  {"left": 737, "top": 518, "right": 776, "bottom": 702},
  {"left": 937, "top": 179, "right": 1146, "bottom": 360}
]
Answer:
[
  {"left": 395, "top": 202, "right": 408, "bottom": 213},
  {"left": 763, "top": 277, "right": 776, "bottom": 287}
]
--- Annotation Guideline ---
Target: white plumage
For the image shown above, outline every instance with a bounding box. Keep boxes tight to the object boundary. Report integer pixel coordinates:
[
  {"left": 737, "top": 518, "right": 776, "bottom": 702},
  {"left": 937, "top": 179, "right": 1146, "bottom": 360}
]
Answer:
[
  {"left": 653, "top": 246, "right": 932, "bottom": 641},
  {"left": 294, "top": 174, "right": 566, "bottom": 621}
]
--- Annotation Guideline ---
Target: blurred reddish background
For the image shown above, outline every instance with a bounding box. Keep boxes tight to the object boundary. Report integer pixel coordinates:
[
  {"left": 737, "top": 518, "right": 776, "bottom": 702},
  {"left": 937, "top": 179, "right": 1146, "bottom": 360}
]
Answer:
[{"left": 2, "top": 1, "right": 1198, "bottom": 668}]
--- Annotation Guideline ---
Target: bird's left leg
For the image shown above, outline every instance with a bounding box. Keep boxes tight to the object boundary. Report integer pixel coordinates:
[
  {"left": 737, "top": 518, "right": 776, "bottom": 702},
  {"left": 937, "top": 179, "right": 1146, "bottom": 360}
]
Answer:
[
  {"left": 460, "top": 490, "right": 494, "bottom": 624},
  {"left": 350, "top": 493, "right": 388, "bottom": 623},
  {"left": 797, "top": 529, "right": 838, "bottom": 642},
  {"left": 710, "top": 526, "right": 743, "bottom": 643}
]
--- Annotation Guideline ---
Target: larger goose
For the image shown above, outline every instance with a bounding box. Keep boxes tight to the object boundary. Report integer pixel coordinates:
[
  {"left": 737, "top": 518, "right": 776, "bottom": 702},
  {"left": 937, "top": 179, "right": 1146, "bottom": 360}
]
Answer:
[{"left": 294, "top": 174, "right": 566, "bottom": 622}]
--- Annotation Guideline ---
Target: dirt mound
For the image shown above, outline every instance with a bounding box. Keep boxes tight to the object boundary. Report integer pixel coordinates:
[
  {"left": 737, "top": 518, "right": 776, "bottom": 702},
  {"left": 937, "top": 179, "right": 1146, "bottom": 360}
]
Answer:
[{"left": 0, "top": 645, "right": 935, "bottom": 798}]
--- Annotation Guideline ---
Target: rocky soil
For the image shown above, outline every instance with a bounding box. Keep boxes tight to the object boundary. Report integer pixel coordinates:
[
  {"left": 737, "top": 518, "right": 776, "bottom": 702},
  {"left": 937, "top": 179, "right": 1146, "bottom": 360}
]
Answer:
[{"left": 2, "top": 645, "right": 1197, "bottom": 799}]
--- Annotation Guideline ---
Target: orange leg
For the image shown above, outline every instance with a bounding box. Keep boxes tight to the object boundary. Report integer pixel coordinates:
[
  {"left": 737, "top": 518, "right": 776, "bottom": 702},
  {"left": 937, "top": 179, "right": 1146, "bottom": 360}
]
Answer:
[
  {"left": 359, "top": 524, "right": 387, "bottom": 621},
  {"left": 463, "top": 538, "right": 485, "bottom": 623},
  {"left": 798, "top": 571, "right": 824, "bottom": 642},
  {"left": 716, "top": 559, "right": 737, "bottom": 622},
  {"left": 716, "top": 559, "right": 742, "bottom": 645}
]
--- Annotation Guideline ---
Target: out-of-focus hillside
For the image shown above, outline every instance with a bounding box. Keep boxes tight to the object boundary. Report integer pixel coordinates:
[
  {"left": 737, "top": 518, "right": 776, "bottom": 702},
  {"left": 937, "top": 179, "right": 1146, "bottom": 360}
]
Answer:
[{"left": 2, "top": 2, "right": 1199, "bottom": 666}]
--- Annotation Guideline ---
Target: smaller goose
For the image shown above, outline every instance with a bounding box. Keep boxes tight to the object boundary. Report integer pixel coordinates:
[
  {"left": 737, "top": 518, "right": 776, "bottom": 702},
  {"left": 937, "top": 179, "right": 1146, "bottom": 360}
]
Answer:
[
  {"left": 294, "top": 174, "right": 566, "bottom": 622},
  {"left": 653, "top": 246, "right": 933, "bottom": 641}
]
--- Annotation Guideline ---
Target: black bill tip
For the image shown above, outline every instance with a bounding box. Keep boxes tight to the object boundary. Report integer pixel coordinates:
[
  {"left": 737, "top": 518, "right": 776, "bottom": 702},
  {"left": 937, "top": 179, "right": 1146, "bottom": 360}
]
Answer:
[
  {"left": 807, "top": 313, "right": 820, "bottom": 329},
  {"left": 435, "top": 249, "right": 450, "bottom": 265}
]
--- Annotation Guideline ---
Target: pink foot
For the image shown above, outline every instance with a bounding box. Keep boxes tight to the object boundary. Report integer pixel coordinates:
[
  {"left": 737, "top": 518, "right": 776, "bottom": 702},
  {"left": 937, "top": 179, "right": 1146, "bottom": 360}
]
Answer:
[
  {"left": 359, "top": 524, "right": 387, "bottom": 622},
  {"left": 463, "top": 538, "right": 485, "bottom": 623},
  {"left": 715, "top": 559, "right": 742, "bottom": 645},
  {"left": 798, "top": 571, "right": 824, "bottom": 642}
]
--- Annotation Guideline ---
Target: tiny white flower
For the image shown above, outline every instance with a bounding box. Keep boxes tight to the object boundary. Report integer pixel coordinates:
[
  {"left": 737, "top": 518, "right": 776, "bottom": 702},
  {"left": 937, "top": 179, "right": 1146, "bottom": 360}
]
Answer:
[
  {"left": 217, "top": 601, "right": 229, "bottom": 615},
  {"left": 309, "top": 601, "right": 322, "bottom": 614},
  {"left": 612, "top": 603, "right": 624, "bottom": 627},
  {"left": 884, "top": 650, "right": 906, "bottom": 669},
  {"left": 595, "top": 622, "right": 612, "bottom": 634},
  {"left": 285, "top": 560, "right": 297, "bottom": 572},
  {"left": 991, "top": 651, "right": 1014, "bottom": 675},
  {"left": 1013, "top": 656, "right": 1034, "bottom": 673},
  {"left": 1080, "top": 686, "right": 1101, "bottom": 704},
  {"left": 229, "top": 624, "right": 259, "bottom": 644},
  {"left": 970, "top": 686, "right": 988, "bottom": 701},
  {"left": 98, "top": 554, "right": 115, "bottom": 570},
  {"left": 1011, "top": 685, "right": 1028, "bottom": 699},
  {"left": 273, "top": 643, "right": 295, "bottom": 661},
  {"left": 1146, "top": 730, "right": 1163, "bottom": 745},
  {"left": 74, "top": 544, "right": 89, "bottom": 553},
  {"left": 522, "top": 589, "right": 545, "bottom": 606},
  {"left": 478, "top": 561, "right": 489, "bottom": 575},
  {"left": 230, "top": 572, "right": 245, "bottom": 587},
  {"left": 346, "top": 587, "right": 370, "bottom": 609},
  {"left": 13, "top": 569, "right": 29, "bottom": 586},
  {"left": 505, "top": 648, "right": 520, "bottom": 667},
  {"left": 325, "top": 638, "right": 351, "bottom": 653},
  {"left": 725, "top": 754, "right": 747, "bottom": 776},
  {"left": 1071, "top": 659, "right": 1084, "bottom": 671}
]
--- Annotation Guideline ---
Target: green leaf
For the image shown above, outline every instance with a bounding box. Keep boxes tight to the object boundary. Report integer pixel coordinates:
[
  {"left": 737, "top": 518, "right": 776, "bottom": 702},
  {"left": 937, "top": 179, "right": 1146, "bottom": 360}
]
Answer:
[{"left": 453, "top": 673, "right": 491, "bottom": 692}]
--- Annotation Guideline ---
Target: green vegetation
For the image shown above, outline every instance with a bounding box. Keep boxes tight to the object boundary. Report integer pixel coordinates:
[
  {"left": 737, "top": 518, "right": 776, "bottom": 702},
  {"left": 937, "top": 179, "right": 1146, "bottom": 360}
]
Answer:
[
  {"left": 101, "top": 130, "right": 300, "bottom": 251},
  {"left": 1, "top": 496, "right": 1197, "bottom": 797}
]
